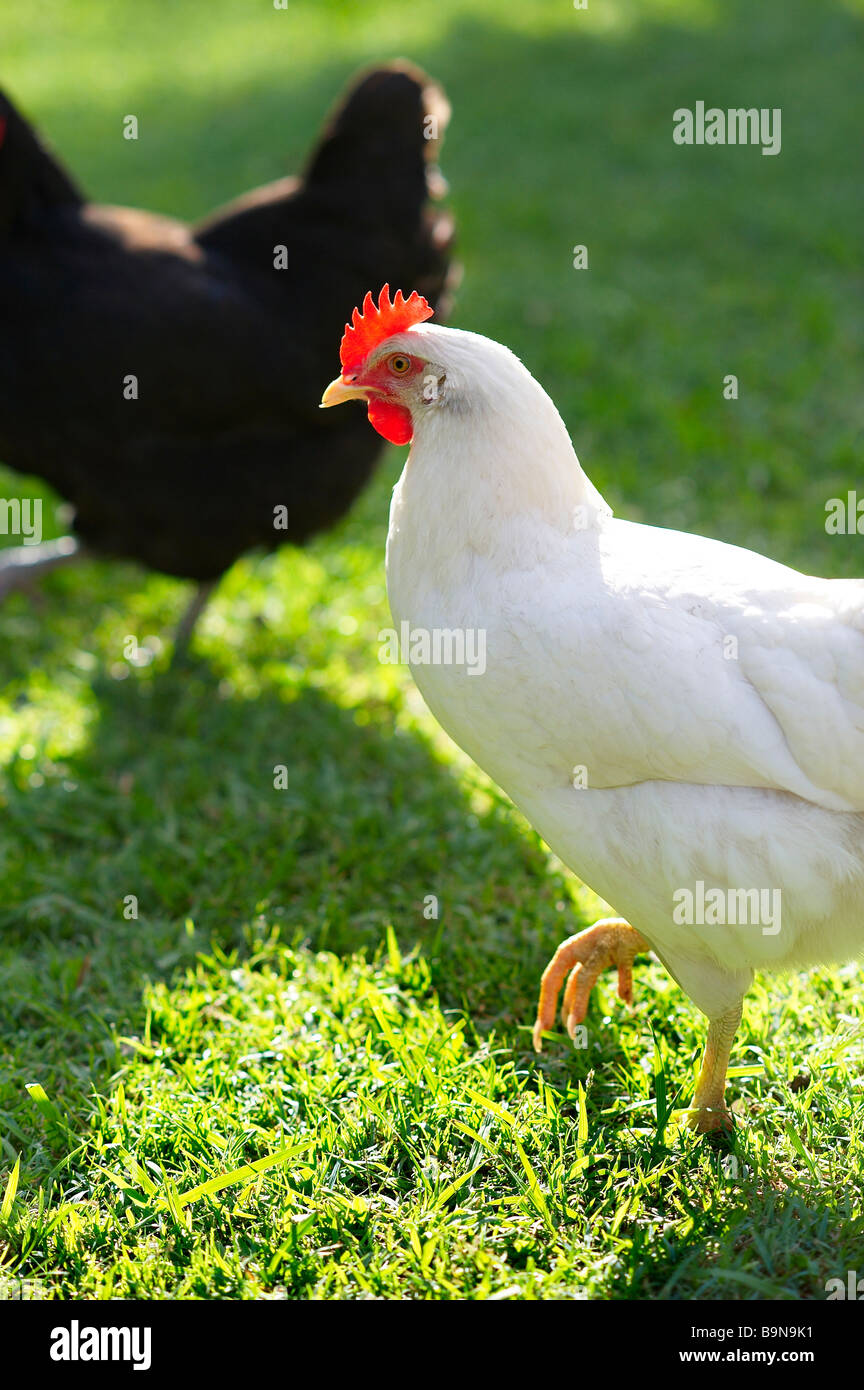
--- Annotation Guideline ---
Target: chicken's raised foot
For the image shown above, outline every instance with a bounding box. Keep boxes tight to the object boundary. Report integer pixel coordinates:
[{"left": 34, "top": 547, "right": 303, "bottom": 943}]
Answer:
[{"left": 532, "top": 918, "right": 648, "bottom": 1052}]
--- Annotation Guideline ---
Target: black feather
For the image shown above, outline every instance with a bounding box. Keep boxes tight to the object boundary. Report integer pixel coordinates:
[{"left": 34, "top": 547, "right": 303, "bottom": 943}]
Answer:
[{"left": 0, "top": 63, "right": 455, "bottom": 581}]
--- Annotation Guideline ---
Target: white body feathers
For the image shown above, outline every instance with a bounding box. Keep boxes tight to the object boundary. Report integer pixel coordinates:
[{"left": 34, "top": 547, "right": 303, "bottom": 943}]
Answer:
[{"left": 385, "top": 323, "right": 864, "bottom": 1019}]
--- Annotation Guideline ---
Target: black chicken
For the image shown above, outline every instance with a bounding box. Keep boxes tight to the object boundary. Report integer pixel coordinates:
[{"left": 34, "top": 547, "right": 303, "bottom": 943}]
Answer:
[{"left": 0, "top": 62, "right": 454, "bottom": 649}]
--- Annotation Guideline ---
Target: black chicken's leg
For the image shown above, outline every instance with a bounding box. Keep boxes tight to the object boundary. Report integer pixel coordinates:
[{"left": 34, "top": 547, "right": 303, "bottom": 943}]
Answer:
[
  {"left": 171, "top": 578, "right": 219, "bottom": 665},
  {"left": 0, "top": 535, "right": 83, "bottom": 597}
]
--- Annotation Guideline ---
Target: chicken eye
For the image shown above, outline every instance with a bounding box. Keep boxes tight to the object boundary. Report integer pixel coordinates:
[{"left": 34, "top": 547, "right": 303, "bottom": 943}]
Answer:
[{"left": 388, "top": 354, "right": 412, "bottom": 375}]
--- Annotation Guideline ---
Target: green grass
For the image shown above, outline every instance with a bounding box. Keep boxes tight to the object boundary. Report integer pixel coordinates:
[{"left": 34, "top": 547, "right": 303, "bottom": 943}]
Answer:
[{"left": 1, "top": 0, "right": 864, "bottom": 1300}]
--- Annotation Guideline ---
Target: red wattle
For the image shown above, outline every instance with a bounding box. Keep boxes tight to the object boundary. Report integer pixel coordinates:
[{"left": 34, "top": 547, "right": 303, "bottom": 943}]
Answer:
[{"left": 367, "top": 398, "right": 413, "bottom": 445}]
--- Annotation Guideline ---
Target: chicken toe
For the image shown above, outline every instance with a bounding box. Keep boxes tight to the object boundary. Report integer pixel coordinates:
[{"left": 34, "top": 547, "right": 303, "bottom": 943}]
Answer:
[{"left": 532, "top": 918, "right": 648, "bottom": 1051}]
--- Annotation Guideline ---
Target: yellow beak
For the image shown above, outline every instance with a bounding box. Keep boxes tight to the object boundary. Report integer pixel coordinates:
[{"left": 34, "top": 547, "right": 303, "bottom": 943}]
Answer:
[{"left": 320, "top": 375, "right": 369, "bottom": 408}]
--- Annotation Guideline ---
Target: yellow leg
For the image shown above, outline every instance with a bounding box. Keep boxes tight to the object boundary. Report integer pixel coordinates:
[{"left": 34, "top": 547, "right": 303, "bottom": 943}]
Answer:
[
  {"left": 688, "top": 1003, "right": 742, "bottom": 1134},
  {"left": 532, "top": 918, "right": 649, "bottom": 1052}
]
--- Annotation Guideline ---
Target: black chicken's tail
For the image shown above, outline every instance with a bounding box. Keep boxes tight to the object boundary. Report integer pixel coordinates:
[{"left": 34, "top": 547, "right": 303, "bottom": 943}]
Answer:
[
  {"left": 301, "top": 60, "right": 456, "bottom": 312},
  {"left": 0, "top": 89, "right": 83, "bottom": 237},
  {"left": 196, "top": 61, "right": 456, "bottom": 317}
]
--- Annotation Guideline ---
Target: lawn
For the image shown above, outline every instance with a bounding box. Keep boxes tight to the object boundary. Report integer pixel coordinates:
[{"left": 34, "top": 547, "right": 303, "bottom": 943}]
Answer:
[{"left": 1, "top": 0, "right": 863, "bottom": 1300}]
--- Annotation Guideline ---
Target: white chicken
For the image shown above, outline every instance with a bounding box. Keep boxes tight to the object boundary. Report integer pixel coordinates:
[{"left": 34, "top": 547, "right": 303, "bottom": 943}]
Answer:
[{"left": 322, "top": 286, "right": 864, "bottom": 1133}]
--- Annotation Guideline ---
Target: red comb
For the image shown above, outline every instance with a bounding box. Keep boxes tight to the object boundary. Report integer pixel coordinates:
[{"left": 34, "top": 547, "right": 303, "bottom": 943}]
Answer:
[{"left": 340, "top": 285, "right": 433, "bottom": 373}]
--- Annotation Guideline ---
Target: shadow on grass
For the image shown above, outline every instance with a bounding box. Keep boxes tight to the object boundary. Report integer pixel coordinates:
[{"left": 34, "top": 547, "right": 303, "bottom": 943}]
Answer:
[
  {"left": 1, "top": 654, "right": 568, "bottom": 1031},
  {"left": 607, "top": 1136, "right": 864, "bottom": 1301}
]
